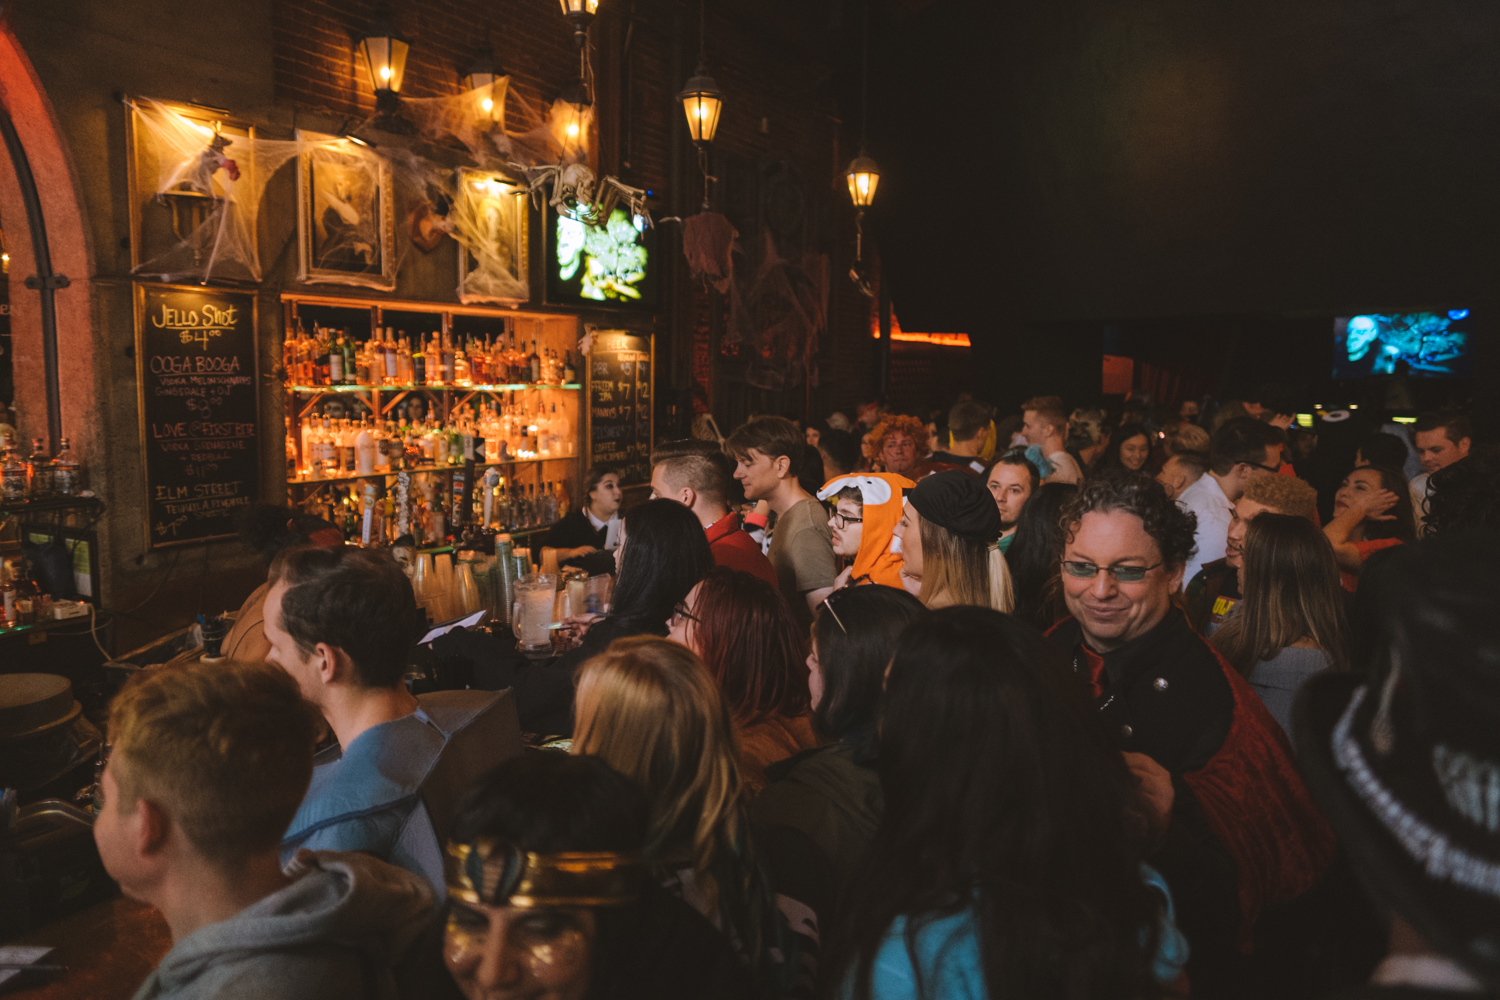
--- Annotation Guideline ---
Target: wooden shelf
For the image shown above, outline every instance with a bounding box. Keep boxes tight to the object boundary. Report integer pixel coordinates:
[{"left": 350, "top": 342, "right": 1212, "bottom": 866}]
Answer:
[{"left": 287, "top": 383, "right": 581, "bottom": 393}]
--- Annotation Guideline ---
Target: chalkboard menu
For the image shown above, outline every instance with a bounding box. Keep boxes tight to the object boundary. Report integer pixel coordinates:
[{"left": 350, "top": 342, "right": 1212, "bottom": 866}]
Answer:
[
  {"left": 135, "top": 283, "right": 260, "bottom": 548},
  {"left": 585, "top": 331, "right": 654, "bottom": 488}
]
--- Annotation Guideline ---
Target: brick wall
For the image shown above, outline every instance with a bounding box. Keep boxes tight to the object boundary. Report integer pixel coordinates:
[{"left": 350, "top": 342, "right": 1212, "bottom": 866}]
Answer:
[{"left": 272, "top": 0, "right": 870, "bottom": 436}]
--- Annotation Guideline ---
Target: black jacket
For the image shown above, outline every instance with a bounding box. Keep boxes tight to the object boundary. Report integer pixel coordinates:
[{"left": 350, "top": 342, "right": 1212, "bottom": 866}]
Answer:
[{"left": 534, "top": 507, "right": 617, "bottom": 577}]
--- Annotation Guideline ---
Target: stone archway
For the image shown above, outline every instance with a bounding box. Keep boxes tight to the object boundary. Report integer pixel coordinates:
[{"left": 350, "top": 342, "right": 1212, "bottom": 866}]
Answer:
[{"left": 0, "top": 19, "right": 96, "bottom": 464}]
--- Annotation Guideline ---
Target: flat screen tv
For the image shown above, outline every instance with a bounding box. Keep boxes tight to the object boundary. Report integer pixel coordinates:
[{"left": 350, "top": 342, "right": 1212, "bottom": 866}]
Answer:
[
  {"left": 1333, "top": 310, "right": 1474, "bottom": 378},
  {"left": 543, "top": 202, "right": 659, "bottom": 311}
]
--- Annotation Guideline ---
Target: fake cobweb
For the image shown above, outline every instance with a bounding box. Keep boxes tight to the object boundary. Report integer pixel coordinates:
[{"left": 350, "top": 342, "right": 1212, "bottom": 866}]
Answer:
[
  {"left": 726, "top": 231, "right": 828, "bottom": 391},
  {"left": 129, "top": 82, "right": 624, "bottom": 298}
]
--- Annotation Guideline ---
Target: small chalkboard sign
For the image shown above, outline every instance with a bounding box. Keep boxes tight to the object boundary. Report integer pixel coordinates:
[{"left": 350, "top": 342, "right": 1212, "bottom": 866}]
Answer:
[
  {"left": 585, "top": 331, "right": 654, "bottom": 488},
  {"left": 135, "top": 283, "right": 260, "bottom": 548}
]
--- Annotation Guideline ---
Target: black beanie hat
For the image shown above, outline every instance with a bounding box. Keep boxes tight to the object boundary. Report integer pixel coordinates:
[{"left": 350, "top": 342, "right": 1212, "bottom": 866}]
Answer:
[{"left": 907, "top": 470, "right": 1002, "bottom": 541}]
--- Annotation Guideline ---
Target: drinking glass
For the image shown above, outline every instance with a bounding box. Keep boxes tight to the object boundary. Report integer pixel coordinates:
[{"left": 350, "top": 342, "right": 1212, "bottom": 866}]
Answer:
[{"left": 512, "top": 574, "right": 557, "bottom": 652}]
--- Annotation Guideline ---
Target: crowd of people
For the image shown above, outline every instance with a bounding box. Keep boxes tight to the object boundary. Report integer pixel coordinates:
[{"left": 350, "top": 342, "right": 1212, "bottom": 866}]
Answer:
[{"left": 94, "top": 388, "right": 1500, "bottom": 1000}]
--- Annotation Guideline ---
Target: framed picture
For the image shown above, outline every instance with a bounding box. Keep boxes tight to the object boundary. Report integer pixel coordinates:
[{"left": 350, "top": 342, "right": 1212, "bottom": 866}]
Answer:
[
  {"left": 296, "top": 133, "right": 396, "bottom": 290},
  {"left": 124, "top": 97, "right": 257, "bottom": 283},
  {"left": 453, "top": 169, "right": 531, "bottom": 305},
  {"left": 543, "top": 202, "right": 659, "bottom": 311}
]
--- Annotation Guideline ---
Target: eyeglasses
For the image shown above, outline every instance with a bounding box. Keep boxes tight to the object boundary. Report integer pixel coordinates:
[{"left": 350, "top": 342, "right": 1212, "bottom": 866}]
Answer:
[
  {"left": 823, "top": 504, "right": 863, "bottom": 530},
  {"left": 1060, "top": 560, "right": 1162, "bottom": 584},
  {"left": 1249, "top": 461, "right": 1280, "bottom": 474},
  {"left": 819, "top": 575, "right": 872, "bottom": 633},
  {"left": 669, "top": 603, "right": 700, "bottom": 626}
]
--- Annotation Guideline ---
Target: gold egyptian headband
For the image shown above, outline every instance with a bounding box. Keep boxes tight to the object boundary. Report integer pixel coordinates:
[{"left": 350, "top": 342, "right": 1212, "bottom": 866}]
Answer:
[{"left": 444, "top": 838, "right": 645, "bottom": 908}]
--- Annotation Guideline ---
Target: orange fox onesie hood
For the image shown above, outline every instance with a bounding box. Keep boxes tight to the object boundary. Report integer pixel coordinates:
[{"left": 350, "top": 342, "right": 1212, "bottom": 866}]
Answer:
[{"left": 817, "top": 473, "right": 914, "bottom": 589}]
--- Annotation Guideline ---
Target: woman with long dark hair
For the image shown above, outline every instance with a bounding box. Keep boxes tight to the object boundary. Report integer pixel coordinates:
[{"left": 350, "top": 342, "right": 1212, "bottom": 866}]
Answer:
[
  {"left": 1093, "top": 422, "right": 1155, "bottom": 475},
  {"left": 824, "top": 607, "right": 1187, "bottom": 1000},
  {"left": 749, "top": 584, "right": 924, "bottom": 915},
  {"left": 1323, "top": 464, "right": 1416, "bottom": 591},
  {"left": 1212, "top": 513, "right": 1349, "bottom": 741},
  {"left": 667, "top": 566, "right": 820, "bottom": 793},
  {"left": 1004, "top": 481, "right": 1078, "bottom": 630}
]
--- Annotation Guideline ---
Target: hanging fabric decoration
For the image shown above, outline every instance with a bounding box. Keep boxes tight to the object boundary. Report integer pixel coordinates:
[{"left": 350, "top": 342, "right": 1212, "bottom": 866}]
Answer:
[{"left": 682, "top": 212, "right": 736, "bottom": 293}]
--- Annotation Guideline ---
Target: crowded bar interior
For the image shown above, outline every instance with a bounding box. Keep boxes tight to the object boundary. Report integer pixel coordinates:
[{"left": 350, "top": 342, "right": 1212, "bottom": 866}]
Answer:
[{"left": 0, "top": 0, "right": 1497, "bottom": 997}]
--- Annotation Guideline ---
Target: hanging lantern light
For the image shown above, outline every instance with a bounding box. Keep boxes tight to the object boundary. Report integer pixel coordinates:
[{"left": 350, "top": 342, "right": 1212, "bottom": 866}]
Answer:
[
  {"left": 845, "top": 150, "right": 881, "bottom": 207},
  {"left": 463, "top": 56, "right": 509, "bottom": 124},
  {"left": 559, "top": 0, "right": 600, "bottom": 48},
  {"left": 677, "top": 63, "right": 724, "bottom": 147},
  {"left": 359, "top": 19, "right": 410, "bottom": 101}
]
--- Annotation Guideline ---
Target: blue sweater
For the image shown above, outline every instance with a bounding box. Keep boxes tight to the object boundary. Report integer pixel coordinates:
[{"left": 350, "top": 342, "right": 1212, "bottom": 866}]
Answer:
[{"left": 846, "top": 865, "right": 1189, "bottom": 999}]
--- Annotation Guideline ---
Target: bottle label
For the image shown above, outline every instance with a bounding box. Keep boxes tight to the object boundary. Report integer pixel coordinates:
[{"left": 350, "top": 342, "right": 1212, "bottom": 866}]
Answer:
[
  {"left": 2, "top": 469, "right": 25, "bottom": 500},
  {"left": 330, "top": 352, "right": 344, "bottom": 382}
]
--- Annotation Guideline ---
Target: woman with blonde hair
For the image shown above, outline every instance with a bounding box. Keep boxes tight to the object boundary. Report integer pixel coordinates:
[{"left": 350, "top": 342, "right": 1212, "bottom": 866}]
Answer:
[
  {"left": 1211, "top": 513, "right": 1350, "bottom": 742},
  {"left": 892, "top": 470, "right": 1013, "bottom": 611},
  {"left": 572, "top": 636, "right": 812, "bottom": 994}
]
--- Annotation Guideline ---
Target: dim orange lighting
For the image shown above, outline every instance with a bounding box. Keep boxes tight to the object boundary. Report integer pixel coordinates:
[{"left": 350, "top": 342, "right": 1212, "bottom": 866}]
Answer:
[{"left": 870, "top": 311, "right": 969, "bottom": 347}]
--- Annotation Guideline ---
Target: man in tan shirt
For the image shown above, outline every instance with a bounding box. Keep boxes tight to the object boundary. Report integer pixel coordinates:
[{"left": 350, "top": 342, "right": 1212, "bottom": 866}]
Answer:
[{"left": 726, "top": 416, "right": 837, "bottom": 633}]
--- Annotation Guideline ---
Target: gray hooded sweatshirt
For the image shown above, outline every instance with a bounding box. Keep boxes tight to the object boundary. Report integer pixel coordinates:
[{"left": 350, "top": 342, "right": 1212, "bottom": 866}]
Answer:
[{"left": 130, "top": 850, "right": 435, "bottom": 1000}]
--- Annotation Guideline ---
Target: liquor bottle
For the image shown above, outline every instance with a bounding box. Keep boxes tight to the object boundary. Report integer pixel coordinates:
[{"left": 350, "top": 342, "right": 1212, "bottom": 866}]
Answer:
[
  {"left": 441, "top": 332, "right": 456, "bottom": 385},
  {"left": 563, "top": 349, "right": 576, "bottom": 383},
  {"left": 397, "top": 335, "right": 413, "bottom": 384},
  {"left": 355, "top": 420, "right": 376, "bottom": 476},
  {"left": 412, "top": 337, "right": 427, "bottom": 387},
  {"left": 46, "top": 438, "right": 82, "bottom": 496},
  {"left": 26, "top": 438, "right": 51, "bottom": 496},
  {"left": 283, "top": 324, "right": 297, "bottom": 381},
  {"left": 528, "top": 340, "right": 541, "bottom": 384},
  {"left": 454, "top": 338, "right": 471, "bottom": 387},
  {"left": 285, "top": 418, "right": 299, "bottom": 479},
  {"left": 354, "top": 341, "right": 371, "bottom": 386},
  {"left": 384, "top": 329, "right": 399, "bottom": 384},
  {"left": 342, "top": 330, "right": 357, "bottom": 385},
  {"left": 1, "top": 438, "right": 26, "bottom": 501},
  {"left": 297, "top": 323, "right": 313, "bottom": 384}
]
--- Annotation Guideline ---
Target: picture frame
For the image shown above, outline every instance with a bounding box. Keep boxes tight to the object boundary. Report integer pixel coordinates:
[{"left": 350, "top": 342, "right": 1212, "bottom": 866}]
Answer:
[
  {"left": 453, "top": 168, "right": 531, "bottom": 305},
  {"left": 124, "top": 97, "right": 257, "bottom": 283},
  {"left": 296, "top": 132, "right": 397, "bottom": 291}
]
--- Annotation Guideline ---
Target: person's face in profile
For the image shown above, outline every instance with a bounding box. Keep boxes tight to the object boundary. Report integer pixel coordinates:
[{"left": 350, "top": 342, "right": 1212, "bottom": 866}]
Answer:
[
  {"left": 892, "top": 504, "right": 923, "bottom": 577},
  {"left": 1225, "top": 497, "right": 1275, "bottom": 569},
  {"left": 828, "top": 498, "right": 864, "bottom": 557},
  {"left": 445, "top": 898, "right": 596, "bottom": 1000}
]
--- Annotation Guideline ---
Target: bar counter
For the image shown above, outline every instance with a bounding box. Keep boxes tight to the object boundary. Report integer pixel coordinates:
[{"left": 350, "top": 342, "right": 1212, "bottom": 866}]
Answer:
[{"left": 4, "top": 897, "right": 169, "bottom": 999}]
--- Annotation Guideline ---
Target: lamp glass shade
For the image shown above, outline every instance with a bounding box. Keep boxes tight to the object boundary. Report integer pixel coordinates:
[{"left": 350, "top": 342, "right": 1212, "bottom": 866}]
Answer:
[
  {"left": 559, "top": 0, "right": 600, "bottom": 14},
  {"left": 360, "top": 34, "right": 409, "bottom": 95},
  {"left": 677, "top": 74, "right": 724, "bottom": 145},
  {"left": 464, "top": 70, "right": 509, "bottom": 123},
  {"left": 845, "top": 154, "right": 881, "bottom": 207}
]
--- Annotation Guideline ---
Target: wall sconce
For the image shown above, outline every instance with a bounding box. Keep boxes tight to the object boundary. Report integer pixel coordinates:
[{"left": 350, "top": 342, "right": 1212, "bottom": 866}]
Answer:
[
  {"left": 559, "top": 0, "right": 600, "bottom": 48},
  {"left": 463, "top": 56, "right": 509, "bottom": 125},
  {"left": 359, "top": 18, "right": 410, "bottom": 115}
]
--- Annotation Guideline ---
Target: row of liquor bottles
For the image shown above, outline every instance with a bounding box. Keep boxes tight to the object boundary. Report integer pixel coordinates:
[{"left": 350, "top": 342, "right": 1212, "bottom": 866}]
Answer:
[
  {"left": 300, "top": 475, "right": 568, "bottom": 549},
  {"left": 1, "top": 435, "right": 87, "bottom": 501},
  {"left": 284, "top": 322, "right": 578, "bottom": 388},
  {"left": 289, "top": 398, "right": 576, "bottom": 481}
]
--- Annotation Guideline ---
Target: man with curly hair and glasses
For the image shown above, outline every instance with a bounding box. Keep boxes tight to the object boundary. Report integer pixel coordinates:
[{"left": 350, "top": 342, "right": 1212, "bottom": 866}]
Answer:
[{"left": 1045, "top": 472, "right": 1336, "bottom": 996}]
